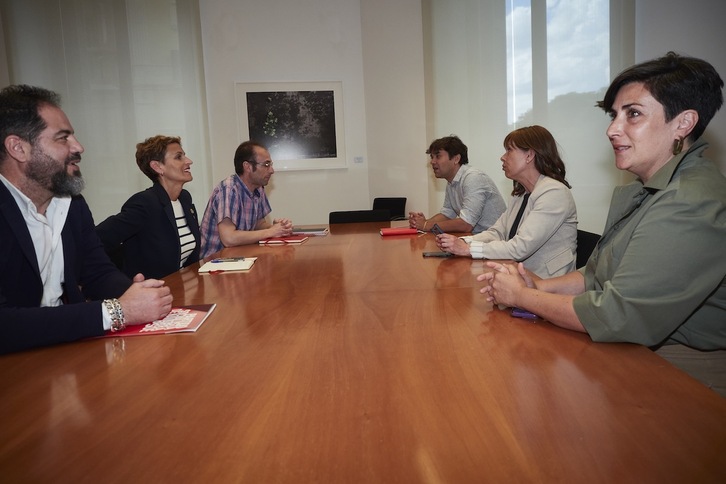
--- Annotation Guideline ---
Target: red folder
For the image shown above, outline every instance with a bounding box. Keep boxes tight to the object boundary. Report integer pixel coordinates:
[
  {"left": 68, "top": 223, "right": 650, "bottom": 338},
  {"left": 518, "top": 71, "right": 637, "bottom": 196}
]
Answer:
[{"left": 380, "top": 227, "right": 419, "bottom": 236}]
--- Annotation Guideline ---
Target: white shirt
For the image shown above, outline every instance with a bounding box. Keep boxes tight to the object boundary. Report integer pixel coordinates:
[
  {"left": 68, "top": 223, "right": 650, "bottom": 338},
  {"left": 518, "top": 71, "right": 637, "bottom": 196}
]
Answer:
[{"left": 0, "top": 174, "right": 69, "bottom": 306}]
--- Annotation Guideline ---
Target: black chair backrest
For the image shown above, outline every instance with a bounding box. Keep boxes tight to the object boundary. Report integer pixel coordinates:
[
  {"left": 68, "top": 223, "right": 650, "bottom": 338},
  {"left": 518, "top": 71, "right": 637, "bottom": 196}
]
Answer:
[
  {"left": 329, "top": 209, "right": 391, "bottom": 224},
  {"left": 576, "top": 230, "right": 601, "bottom": 269},
  {"left": 372, "top": 197, "right": 407, "bottom": 220}
]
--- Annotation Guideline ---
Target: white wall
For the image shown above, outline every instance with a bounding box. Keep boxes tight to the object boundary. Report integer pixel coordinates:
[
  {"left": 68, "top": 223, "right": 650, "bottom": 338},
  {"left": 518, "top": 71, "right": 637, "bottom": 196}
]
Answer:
[
  {"left": 361, "top": 0, "right": 429, "bottom": 215},
  {"left": 635, "top": 0, "right": 726, "bottom": 175},
  {"left": 199, "top": 0, "right": 370, "bottom": 225},
  {"left": 199, "top": 0, "right": 429, "bottom": 225}
]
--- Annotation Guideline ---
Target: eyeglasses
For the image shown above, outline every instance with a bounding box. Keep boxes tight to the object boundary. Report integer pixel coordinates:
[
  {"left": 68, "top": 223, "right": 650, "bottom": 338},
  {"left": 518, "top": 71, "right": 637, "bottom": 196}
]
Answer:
[{"left": 247, "top": 160, "right": 273, "bottom": 168}]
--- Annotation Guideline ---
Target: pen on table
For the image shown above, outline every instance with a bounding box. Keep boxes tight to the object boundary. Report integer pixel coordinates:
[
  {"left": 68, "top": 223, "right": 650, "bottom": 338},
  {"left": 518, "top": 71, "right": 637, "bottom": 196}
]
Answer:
[{"left": 212, "top": 257, "right": 245, "bottom": 263}]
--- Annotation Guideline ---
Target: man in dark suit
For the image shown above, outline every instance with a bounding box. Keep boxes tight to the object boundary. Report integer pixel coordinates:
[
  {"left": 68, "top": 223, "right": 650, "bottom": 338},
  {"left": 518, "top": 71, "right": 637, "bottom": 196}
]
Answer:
[{"left": 0, "top": 85, "right": 173, "bottom": 354}]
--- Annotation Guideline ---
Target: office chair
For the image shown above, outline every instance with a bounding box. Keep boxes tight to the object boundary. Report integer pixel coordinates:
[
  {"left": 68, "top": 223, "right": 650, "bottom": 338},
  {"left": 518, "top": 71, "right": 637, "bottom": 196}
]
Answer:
[
  {"left": 329, "top": 209, "right": 391, "bottom": 224},
  {"left": 576, "top": 230, "right": 601, "bottom": 269},
  {"left": 372, "top": 197, "right": 407, "bottom": 221}
]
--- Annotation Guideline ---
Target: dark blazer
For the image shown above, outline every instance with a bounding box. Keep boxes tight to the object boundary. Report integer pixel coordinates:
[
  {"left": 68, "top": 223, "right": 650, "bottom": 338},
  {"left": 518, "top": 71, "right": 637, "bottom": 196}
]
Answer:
[
  {"left": 0, "top": 183, "right": 132, "bottom": 354},
  {"left": 96, "top": 183, "right": 201, "bottom": 280}
]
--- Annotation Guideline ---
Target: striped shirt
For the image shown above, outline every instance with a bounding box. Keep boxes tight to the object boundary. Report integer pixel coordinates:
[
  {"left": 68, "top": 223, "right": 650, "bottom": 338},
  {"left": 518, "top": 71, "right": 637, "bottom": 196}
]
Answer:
[
  {"left": 200, "top": 174, "right": 271, "bottom": 258},
  {"left": 171, "top": 199, "right": 196, "bottom": 267}
]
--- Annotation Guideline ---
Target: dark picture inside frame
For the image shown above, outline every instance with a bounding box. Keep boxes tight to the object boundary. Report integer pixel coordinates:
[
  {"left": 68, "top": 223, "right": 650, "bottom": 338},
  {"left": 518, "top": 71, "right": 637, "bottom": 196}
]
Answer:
[
  {"left": 236, "top": 81, "right": 346, "bottom": 171},
  {"left": 246, "top": 90, "right": 337, "bottom": 160}
]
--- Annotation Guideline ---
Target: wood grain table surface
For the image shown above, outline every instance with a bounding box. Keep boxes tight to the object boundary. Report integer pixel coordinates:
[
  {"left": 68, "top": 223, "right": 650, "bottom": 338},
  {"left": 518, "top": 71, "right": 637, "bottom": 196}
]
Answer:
[{"left": 1, "top": 222, "right": 725, "bottom": 483}]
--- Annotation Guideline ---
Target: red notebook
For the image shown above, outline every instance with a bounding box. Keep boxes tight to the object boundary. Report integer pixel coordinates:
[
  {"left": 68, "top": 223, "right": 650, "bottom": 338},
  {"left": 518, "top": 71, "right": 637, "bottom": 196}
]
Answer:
[
  {"left": 259, "top": 235, "right": 309, "bottom": 245},
  {"left": 100, "top": 304, "right": 216, "bottom": 337},
  {"left": 380, "top": 227, "right": 419, "bottom": 236}
]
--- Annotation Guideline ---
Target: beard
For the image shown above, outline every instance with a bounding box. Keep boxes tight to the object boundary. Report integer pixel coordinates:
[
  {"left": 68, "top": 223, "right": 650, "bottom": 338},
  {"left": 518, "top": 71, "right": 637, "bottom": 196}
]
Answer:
[{"left": 27, "top": 148, "right": 85, "bottom": 197}]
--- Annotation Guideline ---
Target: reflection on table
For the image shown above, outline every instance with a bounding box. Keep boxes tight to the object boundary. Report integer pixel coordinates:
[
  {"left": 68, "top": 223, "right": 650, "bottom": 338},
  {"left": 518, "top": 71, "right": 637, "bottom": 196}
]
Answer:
[{"left": 1, "top": 222, "right": 725, "bottom": 482}]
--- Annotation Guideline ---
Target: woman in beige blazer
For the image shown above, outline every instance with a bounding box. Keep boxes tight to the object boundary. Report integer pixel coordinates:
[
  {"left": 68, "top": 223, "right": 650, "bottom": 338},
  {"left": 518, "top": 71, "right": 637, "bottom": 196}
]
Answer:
[{"left": 436, "top": 125, "right": 577, "bottom": 278}]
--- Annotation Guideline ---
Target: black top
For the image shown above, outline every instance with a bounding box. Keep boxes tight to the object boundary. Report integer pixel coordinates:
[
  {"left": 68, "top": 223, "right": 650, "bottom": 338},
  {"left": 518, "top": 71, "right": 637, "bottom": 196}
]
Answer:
[{"left": 96, "top": 183, "right": 201, "bottom": 279}]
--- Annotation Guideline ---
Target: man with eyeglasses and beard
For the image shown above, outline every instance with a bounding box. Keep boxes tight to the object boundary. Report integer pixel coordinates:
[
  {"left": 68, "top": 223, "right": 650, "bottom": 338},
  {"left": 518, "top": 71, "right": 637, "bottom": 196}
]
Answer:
[
  {"left": 0, "top": 85, "right": 173, "bottom": 354},
  {"left": 199, "top": 140, "right": 293, "bottom": 258}
]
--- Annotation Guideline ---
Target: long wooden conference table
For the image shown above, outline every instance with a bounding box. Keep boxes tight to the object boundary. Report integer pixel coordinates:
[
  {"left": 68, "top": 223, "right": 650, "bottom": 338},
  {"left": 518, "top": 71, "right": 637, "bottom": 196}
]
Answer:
[{"left": 1, "top": 222, "right": 725, "bottom": 482}]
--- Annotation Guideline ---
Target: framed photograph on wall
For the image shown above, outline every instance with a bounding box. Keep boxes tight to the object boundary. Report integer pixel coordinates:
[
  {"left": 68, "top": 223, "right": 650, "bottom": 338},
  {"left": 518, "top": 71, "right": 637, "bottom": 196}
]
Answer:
[{"left": 235, "top": 81, "right": 346, "bottom": 171}]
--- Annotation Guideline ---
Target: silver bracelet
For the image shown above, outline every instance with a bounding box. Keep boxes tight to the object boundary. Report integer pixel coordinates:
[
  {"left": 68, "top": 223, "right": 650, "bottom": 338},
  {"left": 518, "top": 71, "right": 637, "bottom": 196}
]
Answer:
[{"left": 103, "top": 298, "right": 126, "bottom": 332}]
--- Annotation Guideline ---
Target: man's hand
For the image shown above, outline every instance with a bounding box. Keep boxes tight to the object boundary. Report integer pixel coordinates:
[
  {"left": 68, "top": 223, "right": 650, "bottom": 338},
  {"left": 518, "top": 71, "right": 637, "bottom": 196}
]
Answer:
[
  {"left": 118, "top": 273, "right": 173, "bottom": 324},
  {"left": 270, "top": 218, "right": 293, "bottom": 237},
  {"left": 408, "top": 211, "right": 427, "bottom": 230}
]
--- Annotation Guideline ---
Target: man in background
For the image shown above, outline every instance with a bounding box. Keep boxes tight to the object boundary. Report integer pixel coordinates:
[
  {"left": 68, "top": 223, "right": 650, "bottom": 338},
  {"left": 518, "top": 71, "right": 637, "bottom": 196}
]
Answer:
[
  {"left": 200, "top": 140, "right": 293, "bottom": 258},
  {"left": 409, "top": 135, "right": 505, "bottom": 233}
]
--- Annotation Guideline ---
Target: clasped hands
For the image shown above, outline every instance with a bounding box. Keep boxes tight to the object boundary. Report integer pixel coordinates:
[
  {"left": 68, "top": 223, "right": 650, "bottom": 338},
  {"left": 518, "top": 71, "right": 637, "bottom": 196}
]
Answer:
[
  {"left": 477, "top": 261, "right": 535, "bottom": 308},
  {"left": 408, "top": 211, "right": 426, "bottom": 231},
  {"left": 271, "top": 218, "right": 293, "bottom": 237}
]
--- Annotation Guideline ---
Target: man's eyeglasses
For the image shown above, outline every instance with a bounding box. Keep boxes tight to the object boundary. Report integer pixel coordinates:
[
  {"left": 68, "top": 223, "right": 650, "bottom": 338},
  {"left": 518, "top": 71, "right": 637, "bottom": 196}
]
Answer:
[{"left": 247, "top": 160, "right": 273, "bottom": 168}]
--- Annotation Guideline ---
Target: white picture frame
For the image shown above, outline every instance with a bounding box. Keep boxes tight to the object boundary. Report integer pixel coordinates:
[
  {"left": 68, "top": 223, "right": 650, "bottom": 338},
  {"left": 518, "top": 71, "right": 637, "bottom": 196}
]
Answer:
[{"left": 235, "top": 81, "right": 346, "bottom": 171}]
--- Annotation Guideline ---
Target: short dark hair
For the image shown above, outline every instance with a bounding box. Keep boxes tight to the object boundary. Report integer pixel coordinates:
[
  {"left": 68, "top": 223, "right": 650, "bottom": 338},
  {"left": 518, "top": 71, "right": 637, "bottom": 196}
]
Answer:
[
  {"left": 598, "top": 51, "right": 724, "bottom": 142},
  {"left": 426, "top": 135, "right": 469, "bottom": 165},
  {"left": 0, "top": 85, "right": 62, "bottom": 160},
  {"left": 233, "top": 140, "right": 267, "bottom": 174},
  {"left": 136, "top": 135, "right": 182, "bottom": 182},
  {"left": 504, "top": 125, "right": 570, "bottom": 196}
]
